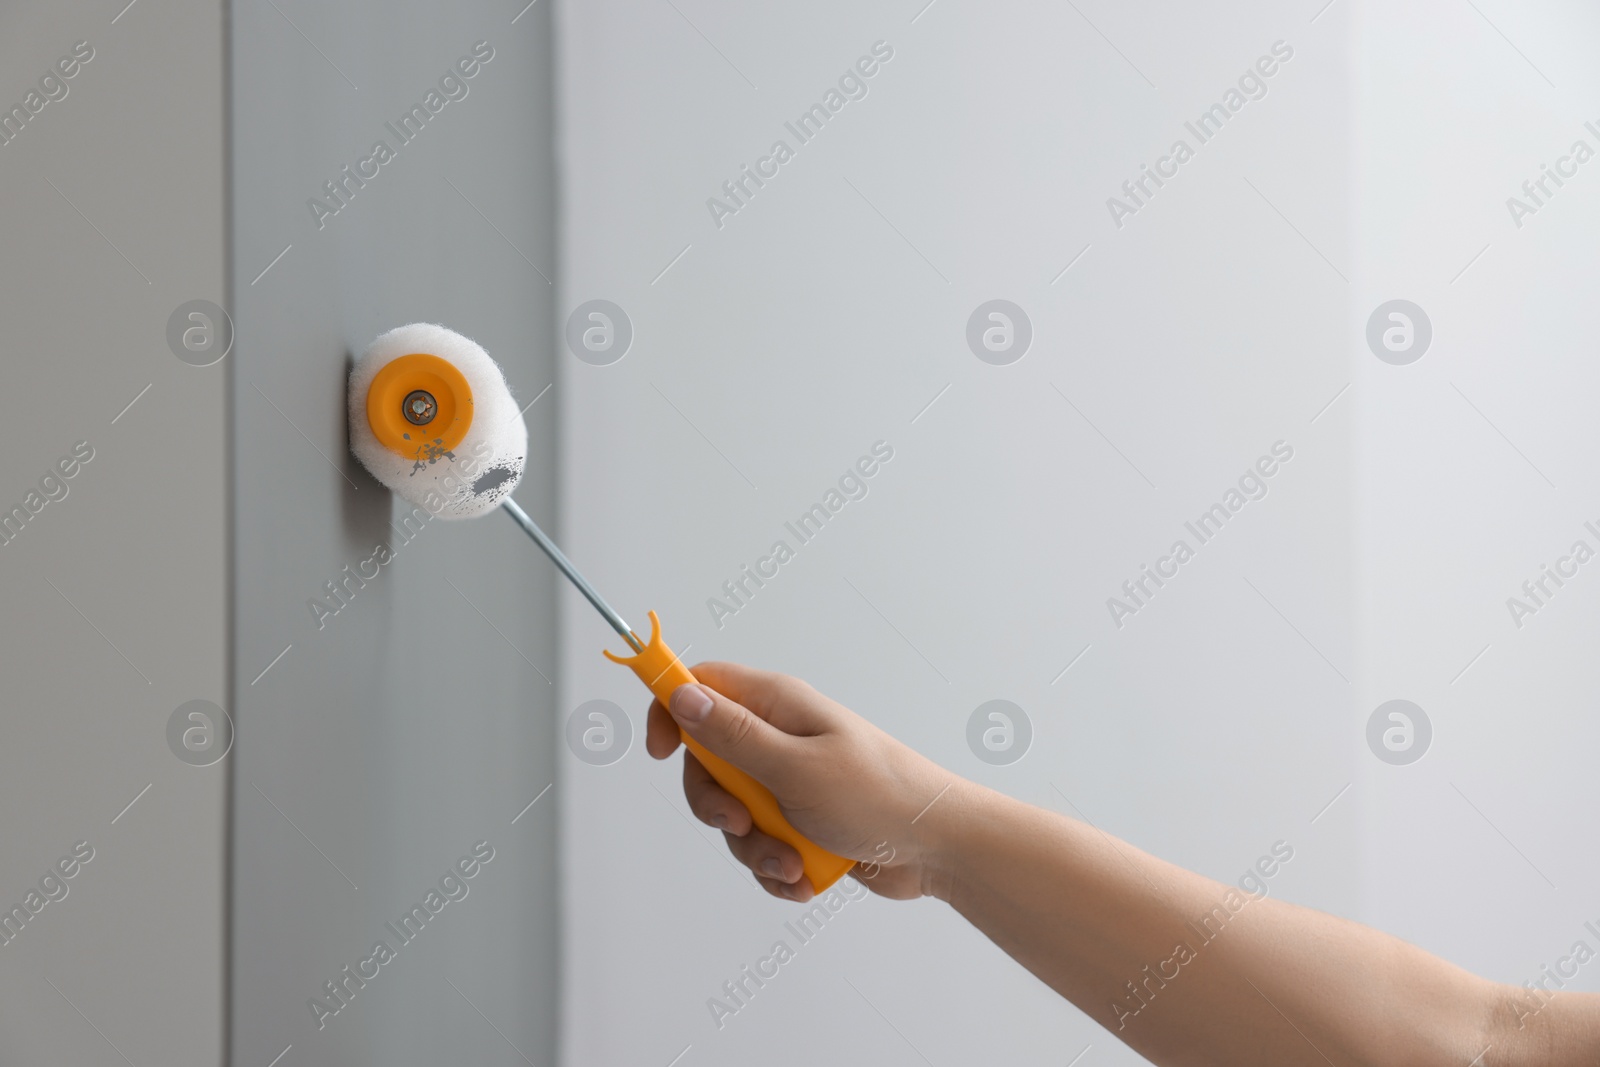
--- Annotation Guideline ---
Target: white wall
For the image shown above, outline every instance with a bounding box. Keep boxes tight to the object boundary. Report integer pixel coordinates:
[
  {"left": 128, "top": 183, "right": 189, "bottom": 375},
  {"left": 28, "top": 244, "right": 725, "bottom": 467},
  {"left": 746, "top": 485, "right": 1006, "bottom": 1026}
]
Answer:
[
  {"left": 547, "top": 2, "right": 1577, "bottom": 1064},
  {"left": 1354, "top": 0, "right": 1600, "bottom": 993}
]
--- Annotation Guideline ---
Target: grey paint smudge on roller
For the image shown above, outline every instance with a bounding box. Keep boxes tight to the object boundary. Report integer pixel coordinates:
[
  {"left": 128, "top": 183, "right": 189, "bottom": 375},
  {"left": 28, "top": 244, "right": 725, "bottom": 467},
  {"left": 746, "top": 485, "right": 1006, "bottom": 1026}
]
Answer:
[{"left": 473, "top": 466, "right": 516, "bottom": 496}]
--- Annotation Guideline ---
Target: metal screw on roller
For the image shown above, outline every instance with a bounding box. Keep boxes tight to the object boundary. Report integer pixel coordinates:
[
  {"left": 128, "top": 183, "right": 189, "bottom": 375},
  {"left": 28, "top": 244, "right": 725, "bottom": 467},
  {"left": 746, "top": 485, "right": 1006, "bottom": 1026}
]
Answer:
[{"left": 403, "top": 389, "right": 437, "bottom": 425}]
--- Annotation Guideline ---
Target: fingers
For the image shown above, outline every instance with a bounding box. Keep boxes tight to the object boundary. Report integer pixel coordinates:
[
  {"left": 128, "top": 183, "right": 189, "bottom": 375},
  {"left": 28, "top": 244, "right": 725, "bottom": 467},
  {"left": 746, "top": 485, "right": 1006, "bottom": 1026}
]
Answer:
[
  {"left": 756, "top": 873, "right": 814, "bottom": 903},
  {"left": 664, "top": 680, "right": 799, "bottom": 788},
  {"left": 723, "top": 827, "right": 806, "bottom": 892},
  {"left": 682, "top": 661, "right": 791, "bottom": 717},
  {"left": 680, "top": 751, "right": 811, "bottom": 899},
  {"left": 688, "top": 662, "right": 839, "bottom": 738},
  {"left": 682, "top": 751, "right": 751, "bottom": 836},
  {"left": 645, "top": 698, "right": 681, "bottom": 760},
  {"left": 647, "top": 662, "right": 841, "bottom": 762},
  {"left": 643, "top": 660, "right": 843, "bottom": 902}
]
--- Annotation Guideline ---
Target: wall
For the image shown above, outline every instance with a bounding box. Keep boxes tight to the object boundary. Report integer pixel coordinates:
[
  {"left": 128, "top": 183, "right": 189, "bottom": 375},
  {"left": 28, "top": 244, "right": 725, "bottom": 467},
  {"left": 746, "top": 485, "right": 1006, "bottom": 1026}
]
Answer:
[
  {"left": 230, "top": 1, "right": 560, "bottom": 1064},
  {"left": 3, "top": 1, "right": 1592, "bottom": 1063},
  {"left": 0, "top": 2, "right": 228, "bottom": 1063},
  {"left": 557, "top": 3, "right": 1360, "bottom": 1065},
  {"left": 1355, "top": 0, "right": 1600, "bottom": 996}
]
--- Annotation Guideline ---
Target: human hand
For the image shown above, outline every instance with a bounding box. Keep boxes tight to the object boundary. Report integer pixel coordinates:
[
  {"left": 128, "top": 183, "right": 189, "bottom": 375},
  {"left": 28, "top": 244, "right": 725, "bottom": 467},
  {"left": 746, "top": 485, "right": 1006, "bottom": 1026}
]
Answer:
[{"left": 645, "top": 662, "right": 965, "bottom": 903}]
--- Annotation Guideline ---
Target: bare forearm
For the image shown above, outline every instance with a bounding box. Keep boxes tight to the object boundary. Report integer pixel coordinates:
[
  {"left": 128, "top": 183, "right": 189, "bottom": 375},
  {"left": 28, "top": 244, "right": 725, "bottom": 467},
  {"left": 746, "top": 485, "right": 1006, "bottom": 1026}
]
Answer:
[
  {"left": 922, "top": 783, "right": 1598, "bottom": 1067},
  {"left": 654, "top": 669, "right": 1599, "bottom": 1065}
]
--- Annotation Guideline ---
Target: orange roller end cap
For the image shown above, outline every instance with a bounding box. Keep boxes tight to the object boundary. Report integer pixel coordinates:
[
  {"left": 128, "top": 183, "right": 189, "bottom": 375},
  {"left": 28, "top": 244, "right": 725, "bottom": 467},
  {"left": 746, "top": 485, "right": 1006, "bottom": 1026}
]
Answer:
[{"left": 365, "top": 353, "right": 474, "bottom": 459}]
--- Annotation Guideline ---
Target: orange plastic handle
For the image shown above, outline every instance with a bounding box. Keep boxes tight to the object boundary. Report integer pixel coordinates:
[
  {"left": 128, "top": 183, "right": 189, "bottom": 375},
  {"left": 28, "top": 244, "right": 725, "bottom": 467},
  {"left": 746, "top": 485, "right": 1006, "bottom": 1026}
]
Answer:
[{"left": 604, "top": 611, "right": 855, "bottom": 894}]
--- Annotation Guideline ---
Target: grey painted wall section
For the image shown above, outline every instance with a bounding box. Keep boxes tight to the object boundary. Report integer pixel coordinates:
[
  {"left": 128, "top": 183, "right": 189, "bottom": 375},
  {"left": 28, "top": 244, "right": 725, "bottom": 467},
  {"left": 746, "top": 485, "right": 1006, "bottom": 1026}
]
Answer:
[
  {"left": 229, "top": 2, "right": 559, "bottom": 1065},
  {"left": 0, "top": 2, "right": 227, "bottom": 1064}
]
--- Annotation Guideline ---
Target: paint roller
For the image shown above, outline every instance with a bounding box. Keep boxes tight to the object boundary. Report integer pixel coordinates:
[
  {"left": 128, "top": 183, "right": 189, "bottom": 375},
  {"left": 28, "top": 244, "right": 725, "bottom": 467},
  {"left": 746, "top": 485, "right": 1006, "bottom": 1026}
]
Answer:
[{"left": 349, "top": 323, "right": 855, "bottom": 894}]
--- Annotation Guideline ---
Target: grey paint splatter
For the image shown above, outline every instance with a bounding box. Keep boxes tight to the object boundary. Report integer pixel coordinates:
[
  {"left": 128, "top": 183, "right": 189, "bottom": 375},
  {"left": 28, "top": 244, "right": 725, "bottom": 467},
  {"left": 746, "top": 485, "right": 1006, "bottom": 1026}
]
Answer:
[{"left": 473, "top": 467, "right": 516, "bottom": 496}]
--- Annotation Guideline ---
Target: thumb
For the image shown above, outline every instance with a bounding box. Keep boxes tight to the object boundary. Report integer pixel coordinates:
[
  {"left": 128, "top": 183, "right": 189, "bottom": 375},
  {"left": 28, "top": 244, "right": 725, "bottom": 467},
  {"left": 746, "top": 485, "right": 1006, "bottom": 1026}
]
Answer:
[{"left": 668, "top": 682, "right": 797, "bottom": 787}]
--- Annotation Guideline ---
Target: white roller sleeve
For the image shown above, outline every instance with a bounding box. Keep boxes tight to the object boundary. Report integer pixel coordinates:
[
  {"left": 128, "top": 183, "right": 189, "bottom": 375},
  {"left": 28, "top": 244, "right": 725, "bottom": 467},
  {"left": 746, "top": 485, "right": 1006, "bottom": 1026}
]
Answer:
[{"left": 348, "top": 323, "right": 527, "bottom": 520}]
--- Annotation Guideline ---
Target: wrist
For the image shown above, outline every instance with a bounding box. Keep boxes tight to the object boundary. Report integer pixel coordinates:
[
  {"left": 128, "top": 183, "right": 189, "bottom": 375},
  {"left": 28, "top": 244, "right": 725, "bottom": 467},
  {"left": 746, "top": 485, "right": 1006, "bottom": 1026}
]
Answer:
[{"left": 913, "top": 777, "right": 993, "bottom": 903}]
